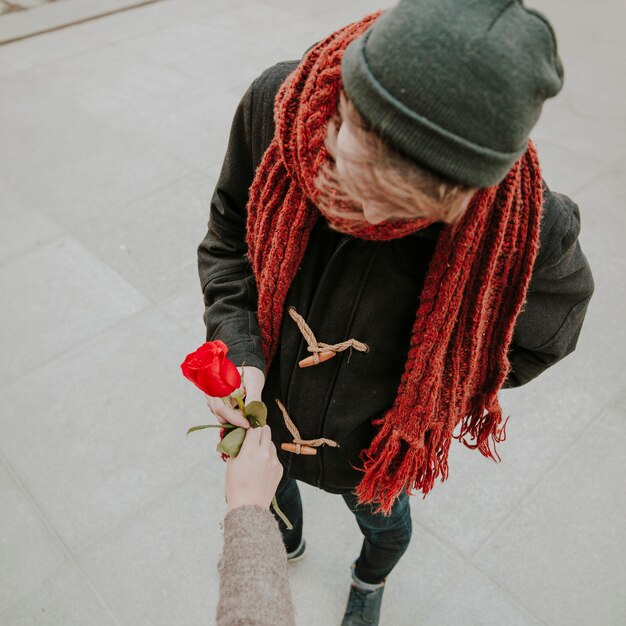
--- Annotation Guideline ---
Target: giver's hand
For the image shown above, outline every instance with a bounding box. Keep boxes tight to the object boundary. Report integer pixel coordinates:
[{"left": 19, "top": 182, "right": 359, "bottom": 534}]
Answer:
[
  {"left": 225, "top": 425, "right": 283, "bottom": 510},
  {"left": 205, "top": 366, "right": 265, "bottom": 429}
]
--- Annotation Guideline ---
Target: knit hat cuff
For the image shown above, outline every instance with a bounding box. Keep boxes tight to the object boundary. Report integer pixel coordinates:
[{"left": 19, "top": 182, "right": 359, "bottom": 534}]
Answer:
[{"left": 341, "top": 31, "right": 527, "bottom": 188}]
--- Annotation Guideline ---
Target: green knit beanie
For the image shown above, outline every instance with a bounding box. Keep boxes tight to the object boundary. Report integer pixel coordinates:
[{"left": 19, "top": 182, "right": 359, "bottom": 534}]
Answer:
[{"left": 341, "top": 0, "right": 564, "bottom": 187}]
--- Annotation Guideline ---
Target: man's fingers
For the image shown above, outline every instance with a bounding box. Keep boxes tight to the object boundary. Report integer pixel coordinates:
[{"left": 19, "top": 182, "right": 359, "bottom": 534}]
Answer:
[
  {"left": 244, "top": 386, "right": 263, "bottom": 404},
  {"left": 222, "top": 408, "right": 250, "bottom": 429},
  {"left": 206, "top": 396, "right": 250, "bottom": 428}
]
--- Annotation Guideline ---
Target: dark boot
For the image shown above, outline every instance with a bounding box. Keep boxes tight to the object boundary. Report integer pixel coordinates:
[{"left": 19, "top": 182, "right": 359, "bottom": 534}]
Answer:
[{"left": 341, "top": 565, "right": 385, "bottom": 625}]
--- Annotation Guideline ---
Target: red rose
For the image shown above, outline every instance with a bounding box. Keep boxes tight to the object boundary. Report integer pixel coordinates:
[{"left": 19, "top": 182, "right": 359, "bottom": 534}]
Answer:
[{"left": 181, "top": 341, "right": 241, "bottom": 398}]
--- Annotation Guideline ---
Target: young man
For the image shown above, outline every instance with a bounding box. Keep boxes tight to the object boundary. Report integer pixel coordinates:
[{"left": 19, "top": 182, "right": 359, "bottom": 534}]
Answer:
[{"left": 198, "top": 1, "right": 594, "bottom": 624}]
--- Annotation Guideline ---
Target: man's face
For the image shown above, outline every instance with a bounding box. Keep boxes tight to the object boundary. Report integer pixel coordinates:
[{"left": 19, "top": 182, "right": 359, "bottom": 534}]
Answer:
[
  {"left": 335, "top": 121, "right": 399, "bottom": 224},
  {"left": 333, "top": 120, "right": 472, "bottom": 225}
]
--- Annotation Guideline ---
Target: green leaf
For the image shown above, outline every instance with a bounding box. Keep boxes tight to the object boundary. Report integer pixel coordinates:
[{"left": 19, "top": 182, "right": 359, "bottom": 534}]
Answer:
[
  {"left": 244, "top": 401, "right": 268, "bottom": 427},
  {"left": 187, "top": 424, "right": 236, "bottom": 436},
  {"left": 217, "top": 427, "right": 247, "bottom": 457}
]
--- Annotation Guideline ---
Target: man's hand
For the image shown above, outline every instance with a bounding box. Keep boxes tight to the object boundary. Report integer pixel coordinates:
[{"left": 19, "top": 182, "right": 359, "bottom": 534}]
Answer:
[
  {"left": 225, "top": 425, "right": 283, "bottom": 510},
  {"left": 205, "top": 366, "right": 265, "bottom": 429}
]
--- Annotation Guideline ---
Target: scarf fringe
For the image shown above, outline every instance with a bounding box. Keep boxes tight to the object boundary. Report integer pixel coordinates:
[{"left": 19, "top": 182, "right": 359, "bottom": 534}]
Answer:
[
  {"left": 356, "top": 416, "right": 451, "bottom": 514},
  {"left": 455, "top": 402, "right": 509, "bottom": 462},
  {"left": 356, "top": 401, "right": 509, "bottom": 512}
]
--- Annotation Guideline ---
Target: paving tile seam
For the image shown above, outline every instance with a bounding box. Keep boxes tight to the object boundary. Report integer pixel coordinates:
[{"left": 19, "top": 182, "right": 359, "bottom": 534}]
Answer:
[
  {"left": 465, "top": 562, "right": 550, "bottom": 626},
  {"left": 472, "top": 388, "right": 621, "bottom": 552},
  {"left": 64, "top": 170, "right": 204, "bottom": 229},
  {"left": 0, "top": 452, "right": 124, "bottom": 625},
  {"left": 0, "top": 39, "right": 151, "bottom": 92},
  {"left": 411, "top": 516, "right": 471, "bottom": 564},
  {"left": 0, "top": 563, "right": 66, "bottom": 622},
  {"left": 72, "top": 457, "right": 212, "bottom": 559},
  {"left": 0, "top": 302, "right": 152, "bottom": 396},
  {"left": 0, "top": 0, "right": 164, "bottom": 47},
  {"left": 0, "top": 229, "right": 67, "bottom": 269},
  {"left": 155, "top": 305, "right": 204, "bottom": 345},
  {"left": 418, "top": 561, "right": 550, "bottom": 626},
  {"left": 417, "top": 562, "right": 466, "bottom": 621},
  {"left": 469, "top": 401, "right": 621, "bottom": 579},
  {"left": 594, "top": 416, "right": 626, "bottom": 440}
]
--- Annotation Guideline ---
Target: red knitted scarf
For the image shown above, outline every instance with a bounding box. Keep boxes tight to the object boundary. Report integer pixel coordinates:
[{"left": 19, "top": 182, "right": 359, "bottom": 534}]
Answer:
[{"left": 246, "top": 15, "right": 543, "bottom": 513}]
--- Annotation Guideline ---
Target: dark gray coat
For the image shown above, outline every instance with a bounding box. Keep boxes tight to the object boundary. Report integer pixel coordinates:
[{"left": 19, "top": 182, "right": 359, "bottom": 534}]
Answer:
[{"left": 198, "top": 62, "right": 594, "bottom": 494}]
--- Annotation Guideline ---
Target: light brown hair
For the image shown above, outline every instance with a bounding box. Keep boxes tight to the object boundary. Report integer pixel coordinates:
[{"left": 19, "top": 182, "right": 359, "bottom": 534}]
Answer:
[{"left": 316, "top": 93, "right": 476, "bottom": 224}]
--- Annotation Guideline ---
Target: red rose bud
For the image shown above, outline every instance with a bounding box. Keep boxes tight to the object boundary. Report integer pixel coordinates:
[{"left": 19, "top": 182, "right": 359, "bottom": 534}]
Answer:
[{"left": 181, "top": 341, "right": 241, "bottom": 398}]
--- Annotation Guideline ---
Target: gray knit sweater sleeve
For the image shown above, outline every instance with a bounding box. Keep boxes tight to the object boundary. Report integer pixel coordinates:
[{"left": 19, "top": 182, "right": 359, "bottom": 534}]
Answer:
[{"left": 217, "top": 506, "right": 295, "bottom": 626}]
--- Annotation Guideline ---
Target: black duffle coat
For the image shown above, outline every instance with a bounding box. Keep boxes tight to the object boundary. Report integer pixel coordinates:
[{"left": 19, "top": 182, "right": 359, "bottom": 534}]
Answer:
[{"left": 198, "top": 61, "right": 594, "bottom": 494}]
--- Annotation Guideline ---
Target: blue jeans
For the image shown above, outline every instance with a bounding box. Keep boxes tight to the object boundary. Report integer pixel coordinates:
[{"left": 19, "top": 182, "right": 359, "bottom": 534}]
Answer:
[{"left": 273, "top": 474, "right": 412, "bottom": 585}]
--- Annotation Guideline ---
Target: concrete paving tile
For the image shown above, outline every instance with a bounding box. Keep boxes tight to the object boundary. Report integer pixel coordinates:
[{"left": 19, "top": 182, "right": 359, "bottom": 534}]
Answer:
[
  {"left": 475, "top": 422, "right": 626, "bottom": 626},
  {"left": 171, "top": 32, "right": 285, "bottom": 99},
  {"left": 0, "top": 180, "right": 64, "bottom": 264},
  {"left": 113, "top": 21, "right": 219, "bottom": 68},
  {"left": 598, "top": 406, "right": 626, "bottom": 442},
  {"left": 0, "top": 205, "right": 64, "bottom": 265},
  {"left": 0, "top": 27, "right": 99, "bottom": 70},
  {"left": 574, "top": 167, "right": 626, "bottom": 260},
  {"left": 75, "top": 60, "right": 239, "bottom": 171},
  {"left": 0, "top": 65, "right": 65, "bottom": 117},
  {"left": 69, "top": 172, "right": 212, "bottom": 303},
  {"left": 0, "top": 460, "right": 67, "bottom": 614},
  {"left": 0, "top": 235, "right": 148, "bottom": 390},
  {"left": 24, "top": 0, "right": 130, "bottom": 27},
  {"left": 157, "top": 270, "right": 206, "bottom": 343},
  {"left": 419, "top": 566, "right": 542, "bottom": 626},
  {"left": 144, "top": 0, "right": 248, "bottom": 23},
  {"left": 258, "top": 0, "right": 390, "bottom": 23},
  {"left": 69, "top": 2, "right": 177, "bottom": 43},
  {"left": 10, "top": 0, "right": 46, "bottom": 8},
  {"left": 0, "top": 8, "right": 48, "bottom": 43},
  {"left": 74, "top": 62, "right": 198, "bottom": 118},
  {"left": 0, "top": 100, "right": 189, "bottom": 227},
  {"left": 534, "top": 89, "right": 626, "bottom": 165},
  {"left": 615, "top": 387, "right": 626, "bottom": 415},
  {"left": 533, "top": 137, "right": 608, "bottom": 196},
  {"left": 0, "top": 308, "right": 210, "bottom": 552},
  {"left": 0, "top": 60, "right": 18, "bottom": 75},
  {"left": 207, "top": 5, "right": 324, "bottom": 66},
  {"left": 311, "top": 1, "right": 394, "bottom": 32},
  {"left": 544, "top": 0, "right": 626, "bottom": 101},
  {"left": 0, "top": 564, "right": 118, "bottom": 626},
  {"left": 14, "top": 43, "right": 158, "bottom": 100},
  {"left": 150, "top": 94, "right": 241, "bottom": 171},
  {"left": 188, "top": 0, "right": 294, "bottom": 30},
  {"left": 77, "top": 467, "right": 223, "bottom": 626}
]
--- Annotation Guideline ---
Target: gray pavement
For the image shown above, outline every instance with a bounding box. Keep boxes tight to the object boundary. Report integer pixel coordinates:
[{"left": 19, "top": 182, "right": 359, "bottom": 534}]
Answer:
[{"left": 1, "top": 0, "right": 625, "bottom": 624}]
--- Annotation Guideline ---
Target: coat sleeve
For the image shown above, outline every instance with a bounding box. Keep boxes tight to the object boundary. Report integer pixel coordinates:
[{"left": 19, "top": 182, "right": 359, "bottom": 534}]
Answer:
[
  {"left": 198, "top": 62, "right": 297, "bottom": 374},
  {"left": 216, "top": 506, "right": 296, "bottom": 626},
  {"left": 197, "top": 78, "right": 266, "bottom": 372},
  {"left": 505, "top": 188, "right": 594, "bottom": 388}
]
